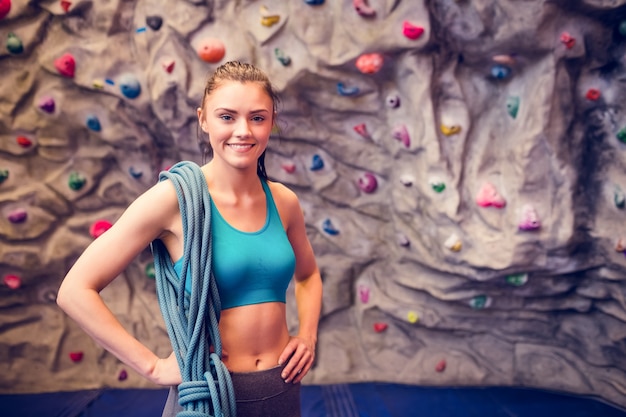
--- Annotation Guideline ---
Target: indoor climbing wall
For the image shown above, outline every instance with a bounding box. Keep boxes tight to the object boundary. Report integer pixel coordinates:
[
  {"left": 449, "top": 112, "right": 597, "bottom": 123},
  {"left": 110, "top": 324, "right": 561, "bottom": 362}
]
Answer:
[{"left": 2, "top": 0, "right": 626, "bottom": 409}]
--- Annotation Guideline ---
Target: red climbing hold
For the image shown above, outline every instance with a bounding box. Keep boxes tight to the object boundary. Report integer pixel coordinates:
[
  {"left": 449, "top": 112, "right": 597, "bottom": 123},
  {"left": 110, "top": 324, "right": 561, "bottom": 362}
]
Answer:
[
  {"left": 54, "top": 52, "right": 76, "bottom": 78},
  {"left": 281, "top": 162, "right": 296, "bottom": 173},
  {"left": 90, "top": 219, "right": 112, "bottom": 239},
  {"left": 435, "top": 359, "right": 446, "bottom": 372},
  {"left": 16, "top": 136, "right": 32, "bottom": 147},
  {"left": 402, "top": 21, "right": 424, "bottom": 40},
  {"left": 0, "top": 0, "right": 11, "bottom": 20},
  {"left": 60, "top": 0, "right": 71, "bottom": 12},
  {"left": 353, "top": 123, "right": 369, "bottom": 137},
  {"left": 586, "top": 88, "right": 601, "bottom": 101},
  {"left": 560, "top": 32, "right": 575, "bottom": 49},
  {"left": 373, "top": 322, "right": 388, "bottom": 333},
  {"left": 162, "top": 59, "right": 175, "bottom": 73},
  {"left": 3, "top": 274, "right": 21, "bottom": 289},
  {"left": 69, "top": 351, "right": 84, "bottom": 363}
]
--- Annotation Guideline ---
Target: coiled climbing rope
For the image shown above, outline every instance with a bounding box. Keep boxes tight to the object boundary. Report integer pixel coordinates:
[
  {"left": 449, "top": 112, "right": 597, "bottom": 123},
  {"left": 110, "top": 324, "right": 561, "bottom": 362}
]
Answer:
[{"left": 151, "top": 161, "right": 237, "bottom": 417}]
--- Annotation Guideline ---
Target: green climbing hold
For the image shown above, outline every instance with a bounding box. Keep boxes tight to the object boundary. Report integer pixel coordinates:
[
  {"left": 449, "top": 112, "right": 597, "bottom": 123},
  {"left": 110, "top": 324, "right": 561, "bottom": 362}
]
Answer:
[
  {"left": 431, "top": 181, "right": 446, "bottom": 193},
  {"left": 145, "top": 262, "right": 155, "bottom": 279},
  {"left": 506, "top": 96, "right": 519, "bottom": 119},
  {"left": 619, "top": 21, "right": 626, "bottom": 37},
  {"left": 617, "top": 127, "right": 626, "bottom": 143},
  {"left": 0, "top": 169, "right": 8, "bottom": 184},
  {"left": 6, "top": 32, "right": 23, "bottom": 54},
  {"left": 505, "top": 273, "right": 528, "bottom": 286},
  {"left": 615, "top": 185, "right": 625, "bottom": 209},
  {"left": 68, "top": 172, "right": 87, "bottom": 191},
  {"left": 469, "top": 295, "right": 489, "bottom": 309}
]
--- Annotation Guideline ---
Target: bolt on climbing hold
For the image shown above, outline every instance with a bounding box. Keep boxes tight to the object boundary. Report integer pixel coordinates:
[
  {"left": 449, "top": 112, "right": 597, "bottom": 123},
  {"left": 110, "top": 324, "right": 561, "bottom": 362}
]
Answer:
[
  {"left": 399, "top": 174, "right": 414, "bottom": 186},
  {"left": 260, "top": 6, "right": 280, "bottom": 27},
  {"left": 560, "top": 32, "right": 575, "bottom": 49},
  {"left": 60, "top": 1, "right": 71, "bottom": 12},
  {"left": 358, "top": 172, "right": 378, "bottom": 193},
  {"left": 397, "top": 232, "right": 410, "bottom": 247},
  {"left": 506, "top": 96, "right": 520, "bottom": 119},
  {"left": 129, "top": 167, "right": 143, "bottom": 179},
  {"left": 8, "top": 208, "right": 27, "bottom": 223},
  {"left": 135, "top": 26, "right": 147, "bottom": 33},
  {"left": 490, "top": 64, "right": 511, "bottom": 79},
  {"left": 356, "top": 53, "right": 384, "bottom": 74},
  {"left": 444, "top": 234, "right": 462, "bottom": 252},
  {"left": 281, "top": 162, "right": 296, "bottom": 173},
  {"left": 407, "top": 311, "right": 419, "bottom": 323},
  {"left": 615, "top": 237, "right": 626, "bottom": 253},
  {"left": 386, "top": 94, "right": 400, "bottom": 108},
  {"left": 402, "top": 20, "right": 424, "bottom": 40},
  {"left": 86, "top": 114, "right": 101, "bottom": 131},
  {"left": 0, "top": 0, "right": 10, "bottom": 20},
  {"left": 431, "top": 181, "right": 446, "bottom": 193},
  {"left": 322, "top": 218, "right": 339, "bottom": 235},
  {"left": 305, "top": 0, "right": 324, "bottom": 4},
  {"left": 68, "top": 172, "right": 87, "bottom": 191},
  {"left": 3, "top": 274, "right": 21, "bottom": 289},
  {"left": 146, "top": 15, "right": 163, "bottom": 30},
  {"left": 492, "top": 54, "right": 516, "bottom": 66},
  {"left": 38, "top": 96, "right": 55, "bottom": 113},
  {"left": 505, "top": 273, "right": 528, "bottom": 286},
  {"left": 118, "top": 369, "right": 128, "bottom": 381},
  {"left": 162, "top": 59, "right": 175, "bottom": 73},
  {"left": 353, "top": 0, "right": 375, "bottom": 17},
  {"left": 435, "top": 359, "right": 446, "bottom": 372},
  {"left": 197, "top": 38, "right": 225, "bottom": 63},
  {"left": 145, "top": 262, "right": 155, "bottom": 279},
  {"left": 275, "top": 48, "right": 291, "bottom": 66},
  {"left": 118, "top": 73, "right": 141, "bottom": 99},
  {"left": 392, "top": 124, "right": 410, "bottom": 148},
  {"left": 586, "top": 88, "right": 601, "bottom": 101},
  {"left": 69, "top": 351, "right": 84, "bottom": 363},
  {"left": 310, "top": 154, "right": 324, "bottom": 171},
  {"left": 353, "top": 123, "right": 369, "bottom": 138},
  {"left": 92, "top": 79, "right": 104, "bottom": 89},
  {"left": 16, "top": 136, "right": 32, "bottom": 147},
  {"left": 440, "top": 124, "right": 461, "bottom": 136},
  {"left": 0, "top": 169, "right": 8, "bottom": 184},
  {"left": 617, "top": 127, "right": 626, "bottom": 144},
  {"left": 373, "top": 322, "right": 388, "bottom": 332},
  {"left": 469, "top": 295, "right": 490, "bottom": 309},
  {"left": 518, "top": 204, "right": 540, "bottom": 231},
  {"left": 358, "top": 285, "right": 370, "bottom": 303},
  {"left": 336, "top": 82, "right": 359, "bottom": 96},
  {"left": 54, "top": 52, "right": 76, "bottom": 78},
  {"left": 6, "top": 32, "right": 22, "bottom": 54},
  {"left": 90, "top": 219, "right": 112, "bottom": 239},
  {"left": 614, "top": 185, "right": 625, "bottom": 209},
  {"left": 476, "top": 182, "right": 506, "bottom": 208}
]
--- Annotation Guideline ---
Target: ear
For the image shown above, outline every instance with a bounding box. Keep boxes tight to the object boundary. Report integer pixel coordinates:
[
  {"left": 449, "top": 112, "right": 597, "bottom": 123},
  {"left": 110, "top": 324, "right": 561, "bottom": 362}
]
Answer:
[{"left": 197, "top": 107, "right": 208, "bottom": 132}]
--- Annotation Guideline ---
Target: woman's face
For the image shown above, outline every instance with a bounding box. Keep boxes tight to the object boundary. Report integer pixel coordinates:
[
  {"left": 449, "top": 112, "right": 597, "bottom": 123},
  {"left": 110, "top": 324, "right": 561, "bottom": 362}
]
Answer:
[{"left": 198, "top": 81, "right": 274, "bottom": 171}]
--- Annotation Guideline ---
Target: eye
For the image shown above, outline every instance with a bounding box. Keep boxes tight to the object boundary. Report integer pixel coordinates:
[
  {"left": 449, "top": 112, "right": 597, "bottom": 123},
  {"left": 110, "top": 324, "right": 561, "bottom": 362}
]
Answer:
[
  {"left": 220, "top": 114, "right": 233, "bottom": 121},
  {"left": 252, "top": 115, "right": 266, "bottom": 122}
]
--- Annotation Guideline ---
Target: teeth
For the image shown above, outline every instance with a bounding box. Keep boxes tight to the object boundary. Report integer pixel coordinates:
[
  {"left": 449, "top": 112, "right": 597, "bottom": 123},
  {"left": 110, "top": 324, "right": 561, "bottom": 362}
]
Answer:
[{"left": 229, "top": 144, "right": 252, "bottom": 150}]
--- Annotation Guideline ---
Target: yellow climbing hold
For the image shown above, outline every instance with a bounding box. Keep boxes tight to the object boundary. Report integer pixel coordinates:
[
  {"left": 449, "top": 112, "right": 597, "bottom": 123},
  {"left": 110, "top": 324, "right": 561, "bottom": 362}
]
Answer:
[
  {"left": 92, "top": 79, "right": 104, "bottom": 89},
  {"left": 407, "top": 311, "right": 419, "bottom": 323},
  {"left": 260, "top": 6, "right": 280, "bottom": 27},
  {"left": 441, "top": 124, "right": 461, "bottom": 136}
]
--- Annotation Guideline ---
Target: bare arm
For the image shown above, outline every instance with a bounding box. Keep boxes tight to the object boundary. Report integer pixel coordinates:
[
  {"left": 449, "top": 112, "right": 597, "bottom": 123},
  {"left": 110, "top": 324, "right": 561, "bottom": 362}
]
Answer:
[{"left": 57, "top": 180, "right": 182, "bottom": 386}]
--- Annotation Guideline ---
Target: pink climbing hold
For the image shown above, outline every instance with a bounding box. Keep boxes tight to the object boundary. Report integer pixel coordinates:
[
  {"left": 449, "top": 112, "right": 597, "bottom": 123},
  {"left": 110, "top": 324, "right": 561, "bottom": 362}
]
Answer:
[
  {"left": 118, "top": 369, "right": 128, "bottom": 381},
  {"left": 69, "top": 351, "right": 84, "bottom": 363},
  {"left": 197, "top": 38, "right": 225, "bottom": 63},
  {"left": 435, "top": 359, "right": 446, "bottom": 372},
  {"left": 518, "top": 204, "right": 541, "bottom": 231},
  {"left": 8, "top": 208, "right": 27, "bottom": 223},
  {"left": 54, "top": 52, "right": 76, "bottom": 78},
  {"left": 358, "top": 172, "right": 378, "bottom": 193},
  {"left": 358, "top": 284, "right": 370, "bottom": 303},
  {"left": 353, "top": 0, "right": 375, "bottom": 17},
  {"left": 90, "top": 219, "right": 112, "bottom": 239},
  {"left": 560, "top": 32, "right": 575, "bottom": 49},
  {"left": 476, "top": 182, "right": 506, "bottom": 208},
  {"left": 392, "top": 124, "right": 410, "bottom": 148},
  {"left": 356, "top": 53, "right": 383, "bottom": 74},
  {"left": 402, "top": 20, "right": 424, "bottom": 40},
  {"left": 38, "top": 96, "right": 55, "bottom": 113},
  {"left": 3, "top": 274, "right": 21, "bottom": 289},
  {"left": 281, "top": 162, "right": 296, "bottom": 173},
  {"left": 0, "top": 0, "right": 10, "bottom": 20},
  {"left": 353, "top": 123, "right": 369, "bottom": 138},
  {"left": 373, "top": 322, "right": 388, "bottom": 333}
]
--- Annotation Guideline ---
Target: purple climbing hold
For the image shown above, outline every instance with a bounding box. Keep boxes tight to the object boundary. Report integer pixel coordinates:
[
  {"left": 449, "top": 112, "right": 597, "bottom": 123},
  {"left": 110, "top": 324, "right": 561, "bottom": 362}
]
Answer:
[
  {"left": 8, "top": 208, "right": 27, "bottom": 223},
  {"left": 358, "top": 172, "right": 378, "bottom": 193},
  {"left": 358, "top": 284, "right": 370, "bottom": 303},
  {"left": 518, "top": 204, "right": 540, "bottom": 231},
  {"left": 392, "top": 124, "right": 410, "bottom": 148},
  {"left": 38, "top": 96, "right": 55, "bottom": 113}
]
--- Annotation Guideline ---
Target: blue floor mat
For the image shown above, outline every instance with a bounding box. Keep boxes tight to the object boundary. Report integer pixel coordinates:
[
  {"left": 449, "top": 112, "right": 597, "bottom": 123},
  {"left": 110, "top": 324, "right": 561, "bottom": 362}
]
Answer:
[{"left": 2, "top": 383, "right": 626, "bottom": 417}]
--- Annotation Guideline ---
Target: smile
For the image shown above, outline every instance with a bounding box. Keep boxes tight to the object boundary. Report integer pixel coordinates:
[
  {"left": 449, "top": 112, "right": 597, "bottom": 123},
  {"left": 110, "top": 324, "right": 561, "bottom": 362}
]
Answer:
[{"left": 227, "top": 143, "right": 255, "bottom": 151}]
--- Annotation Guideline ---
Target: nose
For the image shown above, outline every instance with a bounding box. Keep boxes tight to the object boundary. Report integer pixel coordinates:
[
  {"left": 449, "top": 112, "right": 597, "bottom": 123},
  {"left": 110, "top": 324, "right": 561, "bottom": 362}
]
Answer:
[{"left": 234, "top": 118, "right": 252, "bottom": 138}]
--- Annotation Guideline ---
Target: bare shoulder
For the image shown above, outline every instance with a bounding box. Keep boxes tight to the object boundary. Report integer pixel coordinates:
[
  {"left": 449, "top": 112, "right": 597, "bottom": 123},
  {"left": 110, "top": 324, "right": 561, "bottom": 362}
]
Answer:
[{"left": 266, "top": 180, "right": 300, "bottom": 207}]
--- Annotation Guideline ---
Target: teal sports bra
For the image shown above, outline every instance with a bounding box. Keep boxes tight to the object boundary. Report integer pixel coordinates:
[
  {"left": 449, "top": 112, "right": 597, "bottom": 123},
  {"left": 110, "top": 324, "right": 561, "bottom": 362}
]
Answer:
[{"left": 173, "top": 180, "right": 296, "bottom": 310}]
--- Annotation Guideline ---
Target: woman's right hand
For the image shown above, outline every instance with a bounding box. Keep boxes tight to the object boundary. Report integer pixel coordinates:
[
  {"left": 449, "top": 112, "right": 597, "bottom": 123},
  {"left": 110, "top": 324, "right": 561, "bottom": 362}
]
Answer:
[{"left": 149, "top": 351, "right": 183, "bottom": 386}]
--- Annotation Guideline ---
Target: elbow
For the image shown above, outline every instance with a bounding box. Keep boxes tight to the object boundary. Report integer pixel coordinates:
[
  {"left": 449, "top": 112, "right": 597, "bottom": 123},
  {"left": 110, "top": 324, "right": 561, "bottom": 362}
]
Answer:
[{"left": 56, "top": 281, "right": 71, "bottom": 312}]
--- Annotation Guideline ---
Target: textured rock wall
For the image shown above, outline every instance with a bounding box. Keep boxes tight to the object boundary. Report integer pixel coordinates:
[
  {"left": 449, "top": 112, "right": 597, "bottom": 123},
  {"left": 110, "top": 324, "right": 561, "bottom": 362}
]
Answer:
[{"left": 2, "top": 0, "right": 626, "bottom": 409}]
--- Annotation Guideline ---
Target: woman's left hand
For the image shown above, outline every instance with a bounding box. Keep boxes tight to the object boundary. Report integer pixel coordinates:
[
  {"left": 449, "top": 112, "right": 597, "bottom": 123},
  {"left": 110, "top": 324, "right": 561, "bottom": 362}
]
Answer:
[{"left": 278, "top": 335, "right": 316, "bottom": 383}]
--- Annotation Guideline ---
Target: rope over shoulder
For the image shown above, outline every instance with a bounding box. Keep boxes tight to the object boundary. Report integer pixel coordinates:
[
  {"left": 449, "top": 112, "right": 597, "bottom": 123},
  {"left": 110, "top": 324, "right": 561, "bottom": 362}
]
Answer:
[{"left": 151, "top": 161, "right": 237, "bottom": 417}]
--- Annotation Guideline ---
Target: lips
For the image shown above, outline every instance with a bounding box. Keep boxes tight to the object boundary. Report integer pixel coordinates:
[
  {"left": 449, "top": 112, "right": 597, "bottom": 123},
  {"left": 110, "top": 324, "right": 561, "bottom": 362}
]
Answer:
[{"left": 227, "top": 143, "right": 255, "bottom": 151}]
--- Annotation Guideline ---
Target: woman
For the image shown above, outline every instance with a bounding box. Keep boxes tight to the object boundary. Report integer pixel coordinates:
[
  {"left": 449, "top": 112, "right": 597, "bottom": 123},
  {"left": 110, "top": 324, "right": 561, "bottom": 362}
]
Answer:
[{"left": 57, "top": 61, "right": 323, "bottom": 417}]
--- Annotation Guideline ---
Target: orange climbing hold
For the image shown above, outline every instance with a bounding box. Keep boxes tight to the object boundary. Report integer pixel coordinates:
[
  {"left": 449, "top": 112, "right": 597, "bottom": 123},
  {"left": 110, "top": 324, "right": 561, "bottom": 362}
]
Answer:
[
  {"left": 356, "top": 53, "right": 384, "bottom": 74},
  {"left": 197, "top": 38, "right": 225, "bottom": 63}
]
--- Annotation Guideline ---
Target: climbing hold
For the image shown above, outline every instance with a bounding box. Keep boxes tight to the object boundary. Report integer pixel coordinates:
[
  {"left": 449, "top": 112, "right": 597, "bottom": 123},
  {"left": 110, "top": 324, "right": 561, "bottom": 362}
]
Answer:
[
  {"left": 476, "top": 182, "right": 506, "bottom": 208},
  {"left": 353, "top": 0, "right": 375, "bottom": 17},
  {"left": 146, "top": 15, "right": 163, "bottom": 31},
  {"left": 322, "top": 218, "right": 339, "bottom": 235},
  {"left": 469, "top": 295, "right": 490, "bottom": 309},
  {"left": 69, "top": 351, "right": 84, "bottom": 363},
  {"left": 129, "top": 167, "right": 143, "bottom": 179},
  {"left": 435, "top": 360, "right": 446, "bottom": 373},
  {"left": 615, "top": 238, "right": 626, "bottom": 253},
  {"left": 162, "top": 59, "right": 175, "bottom": 73},
  {"left": 386, "top": 94, "right": 400, "bottom": 108},
  {"left": 105, "top": 78, "right": 115, "bottom": 86},
  {"left": 60, "top": 1, "right": 71, "bottom": 12},
  {"left": 8, "top": 208, "right": 27, "bottom": 223},
  {"left": 0, "top": 169, "right": 8, "bottom": 184},
  {"left": 373, "top": 322, "right": 388, "bottom": 333},
  {"left": 92, "top": 79, "right": 104, "bottom": 89},
  {"left": 506, "top": 96, "right": 520, "bottom": 119},
  {"left": 586, "top": 88, "right": 601, "bottom": 101},
  {"left": 392, "top": 124, "right": 410, "bottom": 148},
  {"left": 197, "top": 38, "right": 226, "bottom": 63},
  {"left": 305, "top": 0, "right": 325, "bottom": 4},
  {"left": 281, "top": 162, "right": 296, "bottom": 174},
  {"left": 135, "top": 27, "right": 147, "bottom": 33},
  {"left": 518, "top": 204, "right": 540, "bottom": 231},
  {"left": 54, "top": 52, "right": 76, "bottom": 78},
  {"left": 397, "top": 233, "right": 410, "bottom": 247},
  {"left": 619, "top": 21, "right": 626, "bottom": 37},
  {"left": 86, "top": 114, "right": 101, "bottom": 131},
  {"left": 407, "top": 311, "right": 419, "bottom": 323},
  {"left": 492, "top": 54, "right": 516, "bottom": 66},
  {"left": 358, "top": 284, "right": 370, "bottom": 303},
  {"left": 119, "top": 73, "right": 141, "bottom": 99},
  {"left": 444, "top": 234, "right": 462, "bottom": 252},
  {"left": 310, "top": 154, "right": 324, "bottom": 171},
  {"left": 16, "top": 136, "right": 32, "bottom": 147},
  {"left": 353, "top": 123, "right": 369, "bottom": 138},
  {"left": 614, "top": 185, "right": 625, "bottom": 209},
  {"left": 402, "top": 20, "right": 424, "bottom": 40},
  {"left": 145, "top": 262, "right": 155, "bottom": 280},
  {"left": 505, "top": 273, "right": 528, "bottom": 286},
  {"left": 399, "top": 174, "right": 414, "bottom": 186},
  {"left": 68, "top": 172, "right": 87, "bottom": 191},
  {"left": 358, "top": 172, "right": 378, "bottom": 193},
  {"left": 430, "top": 181, "right": 446, "bottom": 193},
  {"left": 3, "top": 274, "right": 21, "bottom": 289},
  {"left": 90, "top": 219, "right": 112, "bottom": 239},
  {"left": 118, "top": 369, "right": 128, "bottom": 381},
  {"left": 6, "top": 32, "right": 23, "bottom": 54},
  {"left": 490, "top": 64, "right": 511, "bottom": 80},
  {"left": 560, "top": 32, "right": 575, "bottom": 49},
  {"left": 274, "top": 48, "right": 291, "bottom": 66},
  {"left": 337, "top": 82, "right": 359, "bottom": 96},
  {"left": 617, "top": 128, "right": 626, "bottom": 144},
  {"left": 260, "top": 5, "right": 280, "bottom": 27},
  {"left": 356, "top": 53, "right": 384, "bottom": 74},
  {"left": 0, "top": 0, "right": 10, "bottom": 20},
  {"left": 440, "top": 124, "right": 461, "bottom": 136},
  {"left": 38, "top": 96, "right": 55, "bottom": 113}
]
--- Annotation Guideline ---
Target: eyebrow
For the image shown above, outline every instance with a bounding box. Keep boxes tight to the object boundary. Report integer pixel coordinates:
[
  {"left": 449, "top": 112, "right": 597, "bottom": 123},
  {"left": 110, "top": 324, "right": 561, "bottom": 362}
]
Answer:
[{"left": 214, "top": 108, "right": 270, "bottom": 114}]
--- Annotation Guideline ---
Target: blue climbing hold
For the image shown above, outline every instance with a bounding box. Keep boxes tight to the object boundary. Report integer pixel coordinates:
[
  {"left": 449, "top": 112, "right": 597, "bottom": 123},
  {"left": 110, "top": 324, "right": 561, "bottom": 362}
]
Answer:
[
  {"left": 322, "top": 218, "right": 339, "bottom": 235},
  {"left": 337, "top": 82, "right": 359, "bottom": 96},
  {"left": 305, "top": 0, "right": 324, "bottom": 4},
  {"left": 491, "top": 64, "right": 511, "bottom": 80},
  {"left": 129, "top": 167, "right": 143, "bottom": 179},
  {"left": 86, "top": 114, "right": 101, "bottom": 131},
  {"left": 119, "top": 73, "right": 141, "bottom": 99},
  {"left": 310, "top": 154, "right": 324, "bottom": 171}
]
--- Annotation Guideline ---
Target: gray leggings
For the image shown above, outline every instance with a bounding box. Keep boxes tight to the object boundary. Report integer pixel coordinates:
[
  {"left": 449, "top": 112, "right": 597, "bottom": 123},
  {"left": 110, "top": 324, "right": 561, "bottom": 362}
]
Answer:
[{"left": 162, "top": 364, "right": 301, "bottom": 417}]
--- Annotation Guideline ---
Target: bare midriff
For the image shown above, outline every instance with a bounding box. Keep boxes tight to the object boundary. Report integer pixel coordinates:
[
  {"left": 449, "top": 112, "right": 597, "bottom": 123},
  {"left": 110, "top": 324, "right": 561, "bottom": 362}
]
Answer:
[{"left": 218, "top": 302, "right": 290, "bottom": 372}]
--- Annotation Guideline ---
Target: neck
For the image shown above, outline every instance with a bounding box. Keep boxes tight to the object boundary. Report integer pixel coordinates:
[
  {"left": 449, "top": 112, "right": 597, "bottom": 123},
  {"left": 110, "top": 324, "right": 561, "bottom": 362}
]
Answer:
[{"left": 203, "top": 161, "right": 261, "bottom": 194}]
